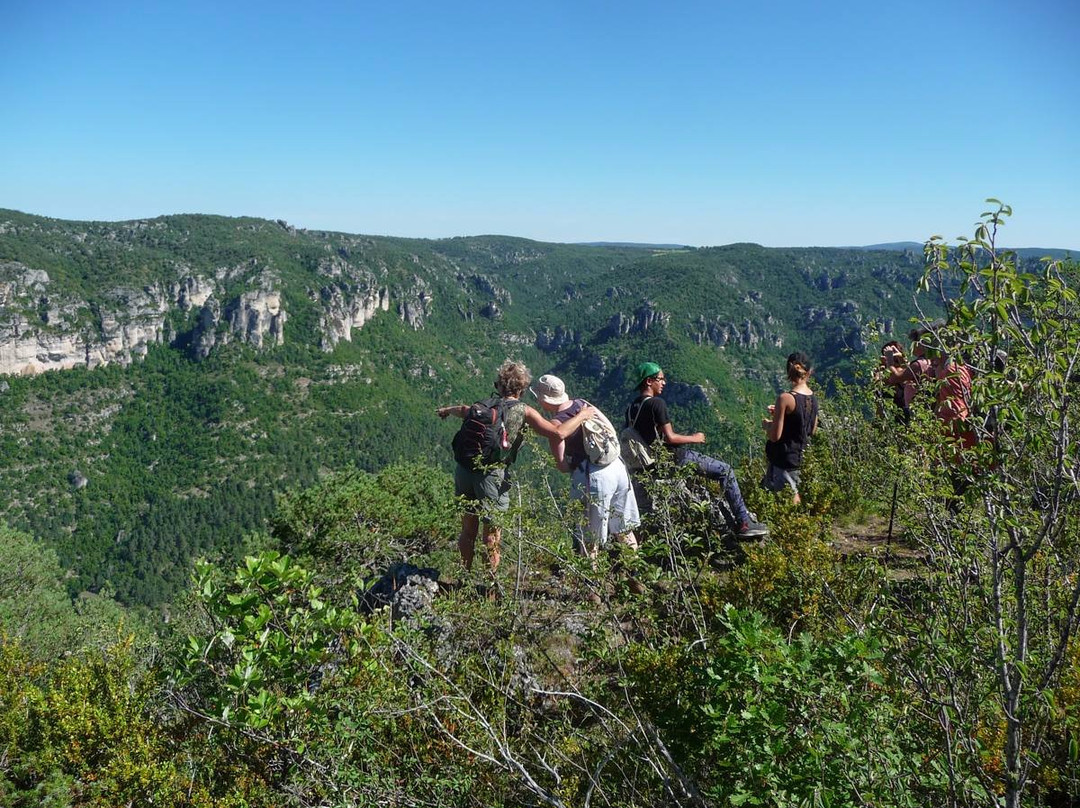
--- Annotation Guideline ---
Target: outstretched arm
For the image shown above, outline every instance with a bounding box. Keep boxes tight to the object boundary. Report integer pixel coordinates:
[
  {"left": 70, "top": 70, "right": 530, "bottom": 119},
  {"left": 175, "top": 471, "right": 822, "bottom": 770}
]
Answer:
[
  {"left": 436, "top": 404, "right": 469, "bottom": 420},
  {"left": 660, "top": 423, "right": 705, "bottom": 446},
  {"left": 524, "top": 403, "right": 596, "bottom": 440}
]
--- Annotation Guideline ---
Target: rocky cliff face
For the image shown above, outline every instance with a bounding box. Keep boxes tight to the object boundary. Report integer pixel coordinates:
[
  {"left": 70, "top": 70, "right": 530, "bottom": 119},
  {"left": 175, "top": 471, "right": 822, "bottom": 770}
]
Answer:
[
  {"left": 397, "top": 276, "right": 434, "bottom": 330},
  {"left": 602, "top": 302, "right": 670, "bottom": 339},
  {"left": 318, "top": 283, "right": 391, "bottom": 350},
  {"left": 690, "top": 315, "right": 784, "bottom": 350},
  {"left": 0, "top": 242, "right": 432, "bottom": 373},
  {"left": 0, "top": 258, "right": 297, "bottom": 376},
  {"left": 0, "top": 261, "right": 174, "bottom": 375}
]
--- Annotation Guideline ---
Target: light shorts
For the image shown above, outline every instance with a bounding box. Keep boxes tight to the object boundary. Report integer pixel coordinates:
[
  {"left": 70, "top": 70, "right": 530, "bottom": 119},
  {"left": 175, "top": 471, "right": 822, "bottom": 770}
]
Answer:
[
  {"left": 761, "top": 463, "right": 801, "bottom": 494},
  {"left": 569, "top": 459, "right": 641, "bottom": 550}
]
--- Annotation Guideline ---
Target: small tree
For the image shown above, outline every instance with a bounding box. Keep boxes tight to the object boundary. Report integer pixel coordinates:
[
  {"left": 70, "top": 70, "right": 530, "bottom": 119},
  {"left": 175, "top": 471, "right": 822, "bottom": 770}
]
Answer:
[{"left": 899, "top": 201, "right": 1080, "bottom": 806}]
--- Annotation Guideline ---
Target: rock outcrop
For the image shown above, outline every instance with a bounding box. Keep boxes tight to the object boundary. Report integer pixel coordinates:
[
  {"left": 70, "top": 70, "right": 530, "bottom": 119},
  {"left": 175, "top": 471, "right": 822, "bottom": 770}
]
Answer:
[
  {"left": 602, "top": 302, "right": 669, "bottom": 339},
  {"left": 690, "top": 316, "right": 784, "bottom": 350},
  {"left": 226, "top": 287, "right": 286, "bottom": 350},
  {"left": 535, "top": 326, "right": 580, "bottom": 353},
  {"left": 0, "top": 262, "right": 174, "bottom": 375},
  {"left": 360, "top": 563, "right": 441, "bottom": 620},
  {"left": 0, "top": 257, "right": 294, "bottom": 376},
  {"left": 318, "top": 283, "right": 391, "bottom": 350},
  {"left": 398, "top": 276, "right": 433, "bottom": 330}
]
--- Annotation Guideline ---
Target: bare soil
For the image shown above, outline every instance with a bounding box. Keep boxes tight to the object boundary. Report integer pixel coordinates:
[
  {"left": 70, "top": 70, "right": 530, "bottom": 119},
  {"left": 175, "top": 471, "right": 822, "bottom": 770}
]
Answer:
[{"left": 830, "top": 514, "right": 927, "bottom": 580}]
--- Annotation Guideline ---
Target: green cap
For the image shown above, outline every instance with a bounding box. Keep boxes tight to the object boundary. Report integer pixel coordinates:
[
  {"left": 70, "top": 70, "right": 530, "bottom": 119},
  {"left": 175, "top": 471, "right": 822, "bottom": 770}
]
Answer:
[{"left": 635, "top": 361, "right": 662, "bottom": 386}]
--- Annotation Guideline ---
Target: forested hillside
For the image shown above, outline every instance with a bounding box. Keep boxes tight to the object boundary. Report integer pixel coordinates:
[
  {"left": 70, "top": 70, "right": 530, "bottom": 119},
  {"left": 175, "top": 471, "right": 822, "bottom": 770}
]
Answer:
[
  {"left": 2, "top": 208, "right": 934, "bottom": 604},
  {"left": 1, "top": 204, "right": 1079, "bottom": 806}
]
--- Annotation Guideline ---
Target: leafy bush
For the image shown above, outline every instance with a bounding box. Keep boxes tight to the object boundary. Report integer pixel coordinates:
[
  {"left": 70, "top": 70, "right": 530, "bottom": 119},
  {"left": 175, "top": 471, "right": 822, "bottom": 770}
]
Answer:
[
  {"left": 270, "top": 462, "right": 457, "bottom": 579},
  {"left": 626, "top": 606, "right": 928, "bottom": 807},
  {"left": 0, "top": 635, "right": 243, "bottom": 808}
]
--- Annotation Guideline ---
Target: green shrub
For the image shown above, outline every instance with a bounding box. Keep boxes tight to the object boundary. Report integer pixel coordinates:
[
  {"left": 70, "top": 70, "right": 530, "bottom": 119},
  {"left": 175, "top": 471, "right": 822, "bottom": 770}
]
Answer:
[{"left": 626, "top": 606, "right": 928, "bottom": 807}]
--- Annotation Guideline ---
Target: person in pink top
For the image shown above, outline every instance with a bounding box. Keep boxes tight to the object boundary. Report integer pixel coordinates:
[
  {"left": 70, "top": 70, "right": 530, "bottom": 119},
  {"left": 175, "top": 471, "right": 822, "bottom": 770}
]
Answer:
[{"left": 930, "top": 350, "right": 976, "bottom": 451}]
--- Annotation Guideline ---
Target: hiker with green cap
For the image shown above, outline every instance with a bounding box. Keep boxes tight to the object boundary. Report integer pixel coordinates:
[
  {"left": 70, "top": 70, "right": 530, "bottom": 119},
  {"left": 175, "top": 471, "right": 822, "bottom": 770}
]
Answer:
[{"left": 625, "top": 361, "right": 768, "bottom": 539}]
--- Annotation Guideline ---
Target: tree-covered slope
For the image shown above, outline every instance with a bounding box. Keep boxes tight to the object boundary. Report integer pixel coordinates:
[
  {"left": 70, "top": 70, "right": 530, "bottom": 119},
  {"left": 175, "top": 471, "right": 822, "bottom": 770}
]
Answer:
[{"left": 0, "top": 209, "right": 938, "bottom": 604}]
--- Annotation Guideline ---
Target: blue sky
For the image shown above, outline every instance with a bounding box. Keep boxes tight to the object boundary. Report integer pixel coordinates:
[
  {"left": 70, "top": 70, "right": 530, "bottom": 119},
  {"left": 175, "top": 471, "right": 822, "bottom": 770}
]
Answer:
[{"left": 1, "top": 0, "right": 1077, "bottom": 248}]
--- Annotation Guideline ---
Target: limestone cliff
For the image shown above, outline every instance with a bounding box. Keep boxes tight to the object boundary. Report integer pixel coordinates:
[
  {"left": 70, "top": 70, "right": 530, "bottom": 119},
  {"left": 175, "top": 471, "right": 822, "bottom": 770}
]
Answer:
[
  {"left": 0, "top": 258, "right": 295, "bottom": 376},
  {"left": 315, "top": 256, "right": 391, "bottom": 351}
]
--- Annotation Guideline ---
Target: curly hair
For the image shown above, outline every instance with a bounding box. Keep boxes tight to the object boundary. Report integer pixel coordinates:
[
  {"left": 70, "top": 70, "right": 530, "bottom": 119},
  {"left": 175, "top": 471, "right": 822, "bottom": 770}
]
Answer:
[{"left": 494, "top": 360, "right": 532, "bottom": 397}]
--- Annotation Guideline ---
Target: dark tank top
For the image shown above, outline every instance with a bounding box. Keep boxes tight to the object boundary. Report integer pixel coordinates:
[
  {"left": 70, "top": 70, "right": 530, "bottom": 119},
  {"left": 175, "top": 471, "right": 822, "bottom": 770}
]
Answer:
[{"left": 766, "top": 392, "right": 818, "bottom": 470}]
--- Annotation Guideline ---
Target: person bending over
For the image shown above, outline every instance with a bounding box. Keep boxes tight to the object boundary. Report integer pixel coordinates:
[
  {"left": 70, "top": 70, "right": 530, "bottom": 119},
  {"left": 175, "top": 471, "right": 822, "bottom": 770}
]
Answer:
[
  {"left": 532, "top": 373, "right": 640, "bottom": 559},
  {"left": 437, "top": 360, "right": 595, "bottom": 573}
]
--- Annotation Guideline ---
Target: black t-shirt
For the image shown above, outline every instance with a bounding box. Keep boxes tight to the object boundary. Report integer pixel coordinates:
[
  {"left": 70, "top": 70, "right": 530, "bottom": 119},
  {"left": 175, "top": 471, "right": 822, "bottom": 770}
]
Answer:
[{"left": 625, "top": 395, "right": 670, "bottom": 447}]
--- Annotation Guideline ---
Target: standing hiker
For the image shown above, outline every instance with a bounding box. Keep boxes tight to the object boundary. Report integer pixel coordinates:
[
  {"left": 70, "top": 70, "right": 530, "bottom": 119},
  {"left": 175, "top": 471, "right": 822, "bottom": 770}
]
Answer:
[
  {"left": 626, "top": 361, "right": 768, "bottom": 539},
  {"left": 437, "top": 360, "right": 595, "bottom": 574},
  {"left": 880, "top": 328, "right": 934, "bottom": 422},
  {"left": 877, "top": 341, "right": 914, "bottom": 424},
  {"left": 761, "top": 352, "right": 819, "bottom": 505},
  {"left": 532, "top": 374, "right": 640, "bottom": 559}
]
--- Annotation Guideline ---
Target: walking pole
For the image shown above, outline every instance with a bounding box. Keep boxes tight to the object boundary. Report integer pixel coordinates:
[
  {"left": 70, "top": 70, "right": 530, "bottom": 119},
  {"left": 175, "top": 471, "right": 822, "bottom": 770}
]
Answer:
[{"left": 885, "top": 478, "right": 898, "bottom": 563}]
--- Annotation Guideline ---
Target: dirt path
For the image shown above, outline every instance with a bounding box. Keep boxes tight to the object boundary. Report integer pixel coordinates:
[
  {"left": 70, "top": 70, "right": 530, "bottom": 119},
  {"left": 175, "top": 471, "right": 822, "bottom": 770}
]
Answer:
[{"left": 830, "top": 514, "right": 926, "bottom": 580}]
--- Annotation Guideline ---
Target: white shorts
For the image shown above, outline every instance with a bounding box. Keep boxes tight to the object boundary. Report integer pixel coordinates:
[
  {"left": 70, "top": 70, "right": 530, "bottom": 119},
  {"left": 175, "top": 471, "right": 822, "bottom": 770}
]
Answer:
[{"left": 570, "top": 458, "right": 641, "bottom": 549}]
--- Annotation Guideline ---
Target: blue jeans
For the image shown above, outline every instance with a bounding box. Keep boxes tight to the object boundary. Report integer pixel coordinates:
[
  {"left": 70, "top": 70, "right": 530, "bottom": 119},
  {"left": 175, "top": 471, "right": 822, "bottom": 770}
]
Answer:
[{"left": 677, "top": 448, "right": 751, "bottom": 525}]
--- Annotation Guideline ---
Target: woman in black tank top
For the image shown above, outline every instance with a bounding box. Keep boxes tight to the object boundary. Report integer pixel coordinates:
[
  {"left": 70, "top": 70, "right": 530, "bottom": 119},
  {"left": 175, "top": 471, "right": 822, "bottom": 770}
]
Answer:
[{"left": 761, "top": 352, "right": 819, "bottom": 504}]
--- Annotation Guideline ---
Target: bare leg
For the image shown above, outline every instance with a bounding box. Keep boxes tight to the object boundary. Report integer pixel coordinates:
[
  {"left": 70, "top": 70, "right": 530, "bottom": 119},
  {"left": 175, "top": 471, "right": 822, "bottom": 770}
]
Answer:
[
  {"left": 459, "top": 513, "right": 480, "bottom": 571},
  {"left": 482, "top": 523, "right": 501, "bottom": 572}
]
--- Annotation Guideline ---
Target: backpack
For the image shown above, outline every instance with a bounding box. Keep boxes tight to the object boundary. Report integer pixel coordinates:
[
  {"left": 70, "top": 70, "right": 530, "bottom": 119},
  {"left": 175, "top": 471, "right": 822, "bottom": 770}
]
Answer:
[
  {"left": 579, "top": 407, "right": 621, "bottom": 469},
  {"left": 451, "top": 397, "right": 525, "bottom": 470},
  {"left": 620, "top": 397, "right": 655, "bottom": 471}
]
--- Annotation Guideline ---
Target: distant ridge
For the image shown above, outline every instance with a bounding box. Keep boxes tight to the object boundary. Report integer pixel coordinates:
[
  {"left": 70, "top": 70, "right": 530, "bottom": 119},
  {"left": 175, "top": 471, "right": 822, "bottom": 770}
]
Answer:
[
  {"left": 849, "top": 242, "right": 923, "bottom": 251},
  {"left": 575, "top": 241, "right": 692, "bottom": 250},
  {"left": 851, "top": 241, "right": 1077, "bottom": 259}
]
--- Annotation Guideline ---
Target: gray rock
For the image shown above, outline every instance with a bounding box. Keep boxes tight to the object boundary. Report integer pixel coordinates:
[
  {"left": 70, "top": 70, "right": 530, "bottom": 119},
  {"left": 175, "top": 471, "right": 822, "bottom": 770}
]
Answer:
[{"left": 361, "top": 563, "right": 441, "bottom": 621}]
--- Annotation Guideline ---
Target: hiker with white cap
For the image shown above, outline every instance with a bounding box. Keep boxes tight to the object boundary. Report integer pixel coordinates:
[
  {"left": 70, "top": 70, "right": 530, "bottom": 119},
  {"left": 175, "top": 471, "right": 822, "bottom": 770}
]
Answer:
[{"left": 532, "top": 373, "right": 641, "bottom": 558}]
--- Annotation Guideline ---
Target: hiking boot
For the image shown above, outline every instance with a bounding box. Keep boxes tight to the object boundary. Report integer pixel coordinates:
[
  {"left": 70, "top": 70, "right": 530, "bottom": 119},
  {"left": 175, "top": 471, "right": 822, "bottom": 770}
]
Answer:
[{"left": 737, "top": 518, "right": 769, "bottom": 539}]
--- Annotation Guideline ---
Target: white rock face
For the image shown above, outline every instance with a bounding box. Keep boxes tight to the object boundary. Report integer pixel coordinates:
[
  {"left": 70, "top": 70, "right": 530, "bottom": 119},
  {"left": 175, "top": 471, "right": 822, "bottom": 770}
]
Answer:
[
  {"left": 176, "top": 275, "right": 215, "bottom": 311},
  {"left": 0, "top": 244, "right": 424, "bottom": 374},
  {"left": 397, "top": 276, "right": 434, "bottom": 331},
  {"left": 227, "top": 289, "right": 287, "bottom": 349},
  {"left": 318, "top": 285, "right": 391, "bottom": 350},
  {"left": 0, "top": 258, "right": 294, "bottom": 376}
]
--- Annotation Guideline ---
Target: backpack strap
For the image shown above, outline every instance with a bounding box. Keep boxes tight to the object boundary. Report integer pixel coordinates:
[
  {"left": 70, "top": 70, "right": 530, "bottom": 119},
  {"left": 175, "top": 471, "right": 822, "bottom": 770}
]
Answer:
[
  {"left": 626, "top": 395, "right": 652, "bottom": 430},
  {"left": 502, "top": 397, "right": 527, "bottom": 461}
]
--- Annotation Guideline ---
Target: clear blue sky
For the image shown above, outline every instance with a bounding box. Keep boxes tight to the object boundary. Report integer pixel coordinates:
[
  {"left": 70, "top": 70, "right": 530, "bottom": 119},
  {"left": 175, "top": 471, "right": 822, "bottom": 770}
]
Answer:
[{"left": 2, "top": 0, "right": 1077, "bottom": 248}]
